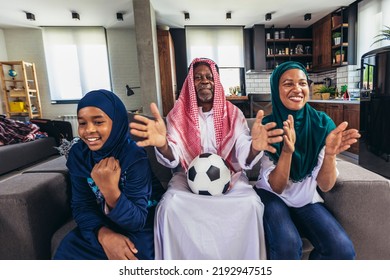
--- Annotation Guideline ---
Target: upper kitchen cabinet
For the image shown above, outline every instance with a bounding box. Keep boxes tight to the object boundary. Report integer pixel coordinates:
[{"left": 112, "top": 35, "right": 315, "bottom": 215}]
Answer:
[
  {"left": 312, "top": 4, "right": 357, "bottom": 71},
  {"left": 265, "top": 25, "right": 313, "bottom": 70},
  {"left": 312, "top": 14, "right": 332, "bottom": 71},
  {"left": 331, "top": 7, "right": 349, "bottom": 67},
  {"left": 244, "top": 25, "right": 266, "bottom": 71}
]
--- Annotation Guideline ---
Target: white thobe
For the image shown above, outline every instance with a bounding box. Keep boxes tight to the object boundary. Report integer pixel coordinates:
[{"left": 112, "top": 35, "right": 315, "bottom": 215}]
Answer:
[{"left": 154, "top": 108, "right": 266, "bottom": 260}]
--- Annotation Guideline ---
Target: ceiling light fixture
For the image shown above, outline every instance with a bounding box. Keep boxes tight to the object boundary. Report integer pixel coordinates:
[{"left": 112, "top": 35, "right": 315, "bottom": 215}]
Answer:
[
  {"left": 265, "top": 13, "right": 272, "bottom": 21},
  {"left": 226, "top": 12, "right": 232, "bottom": 20},
  {"left": 117, "top": 12, "right": 124, "bottom": 21},
  {"left": 26, "top": 12, "right": 35, "bottom": 21},
  {"left": 304, "top": 13, "right": 311, "bottom": 21},
  {"left": 184, "top": 12, "right": 190, "bottom": 21},
  {"left": 72, "top": 12, "right": 80, "bottom": 20}
]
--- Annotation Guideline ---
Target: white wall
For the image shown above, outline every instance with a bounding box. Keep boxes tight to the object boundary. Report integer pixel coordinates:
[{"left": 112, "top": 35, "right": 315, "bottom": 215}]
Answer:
[
  {"left": 0, "top": 27, "right": 140, "bottom": 119},
  {"left": 358, "top": 0, "right": 390, "bottom": 60},
  {"left": 106, "top": 28, "right": 142, "bottom": 112}
]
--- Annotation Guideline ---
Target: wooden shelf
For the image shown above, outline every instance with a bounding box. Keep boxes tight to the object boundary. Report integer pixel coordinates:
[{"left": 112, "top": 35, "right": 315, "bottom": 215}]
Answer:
[
  {"left": 332, "top": 23, "right": 349, "bottom": 31},
  {"left": 0, "top": 61, "right": 42, "bottom": 119}
]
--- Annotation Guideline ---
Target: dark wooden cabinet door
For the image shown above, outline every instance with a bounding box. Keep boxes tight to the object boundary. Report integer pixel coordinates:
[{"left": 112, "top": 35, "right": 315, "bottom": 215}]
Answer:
[
  {"left": 312, "top": 15, "right": 332, "bottom": 70},
  {"left": 309, "top": 102, "right": 326, "bottom": 112},
  {"left": 326, "top": 103, "right": 343, "bottom": 126},
  {"left": 157, "top": 29, "right": 177, "bottom": 116},
  {"left": 343, "top": 103, "right": 360, "bottom": 154}
]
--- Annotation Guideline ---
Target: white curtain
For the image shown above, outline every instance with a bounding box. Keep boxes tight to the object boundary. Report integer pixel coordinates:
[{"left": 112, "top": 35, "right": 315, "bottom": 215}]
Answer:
[
  {"left": 185, "top": 26, "right": 244, "bottom": 67},
  {"left": 43, "top": 27, "right": 111, "bottom": 101}
]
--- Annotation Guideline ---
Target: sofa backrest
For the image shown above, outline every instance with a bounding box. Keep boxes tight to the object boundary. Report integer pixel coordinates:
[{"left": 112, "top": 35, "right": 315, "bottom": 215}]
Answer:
[{"left": 0, "top": 137, "right": 59, "bottom": 177}]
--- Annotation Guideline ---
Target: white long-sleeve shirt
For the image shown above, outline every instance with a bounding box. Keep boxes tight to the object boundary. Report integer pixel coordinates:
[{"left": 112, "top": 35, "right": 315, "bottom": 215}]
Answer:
[{"left": 255, "top": 147, "right": 339, "bottom": 207}]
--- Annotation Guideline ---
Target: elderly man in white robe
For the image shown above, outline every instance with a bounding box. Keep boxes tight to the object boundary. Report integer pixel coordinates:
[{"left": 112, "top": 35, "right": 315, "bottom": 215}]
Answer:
[{"left": 130, "top": 57, "right": 283, "bottom": 260}]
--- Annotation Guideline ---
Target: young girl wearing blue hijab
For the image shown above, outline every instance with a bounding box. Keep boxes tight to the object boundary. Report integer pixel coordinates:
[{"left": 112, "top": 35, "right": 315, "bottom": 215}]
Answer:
[
  {"left": 255, "top": 61, "right": 360, "bottom": 260},
  {"left": 54, "top": 89, "right": 154, "bottom": 260}
]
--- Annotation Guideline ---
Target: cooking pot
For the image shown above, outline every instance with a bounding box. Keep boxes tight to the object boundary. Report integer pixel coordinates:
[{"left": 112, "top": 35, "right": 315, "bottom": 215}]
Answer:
[{"left": 323, "top": 77, "right": 332, "bottom": 87}]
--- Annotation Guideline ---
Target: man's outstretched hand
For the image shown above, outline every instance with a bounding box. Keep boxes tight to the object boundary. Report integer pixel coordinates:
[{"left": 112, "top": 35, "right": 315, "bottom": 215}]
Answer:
[{"left": 129, "top": 103, "right": 167, "bottom": 148}]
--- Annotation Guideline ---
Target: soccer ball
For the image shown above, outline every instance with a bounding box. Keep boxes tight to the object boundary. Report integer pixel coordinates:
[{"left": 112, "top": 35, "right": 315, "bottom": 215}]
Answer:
[{"left": 187, "top": 153, "right": 231, "bottom": 196}]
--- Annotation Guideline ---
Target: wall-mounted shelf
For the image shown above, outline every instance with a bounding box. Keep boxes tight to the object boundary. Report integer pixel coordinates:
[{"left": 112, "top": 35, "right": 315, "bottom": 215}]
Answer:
[
  {"left": 265, "top": 25, "right": 313, "bottom": 71},
  {"left": 331, "top": 7, "right": 349, "bottom": 67}
]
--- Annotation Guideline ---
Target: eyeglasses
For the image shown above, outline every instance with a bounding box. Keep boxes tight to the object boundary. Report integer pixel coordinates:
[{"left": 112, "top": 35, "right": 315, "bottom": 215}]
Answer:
[{"left": 194, "top": 74, "right": 214, "bottom": 82}]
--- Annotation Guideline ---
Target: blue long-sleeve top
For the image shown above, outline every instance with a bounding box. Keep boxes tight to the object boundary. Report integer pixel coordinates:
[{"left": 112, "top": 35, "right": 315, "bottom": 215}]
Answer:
[{"left": 69, "top": 153, "right": 152, "bottom": 248}]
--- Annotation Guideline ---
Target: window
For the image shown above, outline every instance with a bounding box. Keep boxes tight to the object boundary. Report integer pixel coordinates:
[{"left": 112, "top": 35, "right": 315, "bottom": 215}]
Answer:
[
  {"left": 43, "top": 27, "right": 111, "bottom": 103},
  {"left": 186, "top": 27, "right": 245, "bottom": 95}
]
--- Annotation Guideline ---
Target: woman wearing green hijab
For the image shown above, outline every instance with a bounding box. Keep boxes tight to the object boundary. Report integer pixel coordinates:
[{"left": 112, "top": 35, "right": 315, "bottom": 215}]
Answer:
[{"left": 255, "top": 61, "right": 360, "bottom": 260}]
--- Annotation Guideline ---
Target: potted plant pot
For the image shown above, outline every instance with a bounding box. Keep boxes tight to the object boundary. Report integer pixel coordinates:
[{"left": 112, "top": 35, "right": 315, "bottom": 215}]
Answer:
[
  {"left": 332, "top": 32, "right": 342, "bottom": 45},
  {"left": 335, "top": 50, "right": 345, "bottom": 63}
]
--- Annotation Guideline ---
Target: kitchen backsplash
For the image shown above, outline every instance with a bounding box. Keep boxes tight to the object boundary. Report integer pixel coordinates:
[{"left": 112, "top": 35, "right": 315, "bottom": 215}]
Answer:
[{"left": 245, "top": 65, "right": 360, "bottom": 97}]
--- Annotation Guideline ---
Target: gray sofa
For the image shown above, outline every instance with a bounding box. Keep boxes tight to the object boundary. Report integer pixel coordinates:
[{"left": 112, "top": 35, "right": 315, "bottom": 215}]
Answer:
[{"left": 1, "top": 119, "right": 390, "bottom": 260}]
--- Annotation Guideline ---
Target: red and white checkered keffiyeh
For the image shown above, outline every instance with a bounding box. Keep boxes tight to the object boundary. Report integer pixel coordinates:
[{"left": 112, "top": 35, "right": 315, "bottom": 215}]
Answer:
[{"left": 166, "top": 58, "right": 247, "bottom": 172}]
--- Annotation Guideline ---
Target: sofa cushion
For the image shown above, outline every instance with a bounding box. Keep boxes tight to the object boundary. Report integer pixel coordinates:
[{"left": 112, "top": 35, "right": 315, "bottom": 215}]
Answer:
[
  {"left": 0, "top": 172, "right": 71, "bottom": 259},
  {"left": 321, "top": 159, "right": 390, "bottom": 259},
  {"left": 0, "top": 137, "right": 59, "bottom": 176},
  {"left": 23, "top": 155, "right": 68, "bottom": 174}
]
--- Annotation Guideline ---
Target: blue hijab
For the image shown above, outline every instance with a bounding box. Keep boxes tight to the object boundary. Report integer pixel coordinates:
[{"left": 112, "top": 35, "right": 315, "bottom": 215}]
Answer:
[
  {"left": 263, "top": 61, "right": 336, "bottom": 182},
  {"left": 66, "top": 89, "right": 142, "bottom": 177}
]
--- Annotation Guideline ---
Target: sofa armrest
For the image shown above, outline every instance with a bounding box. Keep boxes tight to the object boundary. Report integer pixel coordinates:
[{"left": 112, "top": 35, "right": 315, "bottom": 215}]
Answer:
[
  {"left": 0, "top": 173, "right": 71, "bottom": 259},
  {"left": 321, "top": 160, "right": 390, "bottom": 260}
]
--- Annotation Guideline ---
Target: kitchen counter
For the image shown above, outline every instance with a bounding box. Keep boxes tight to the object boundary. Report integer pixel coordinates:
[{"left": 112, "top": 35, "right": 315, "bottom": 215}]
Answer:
[{"left": 308, "top": 99, "right": 360, "bottom": 104}]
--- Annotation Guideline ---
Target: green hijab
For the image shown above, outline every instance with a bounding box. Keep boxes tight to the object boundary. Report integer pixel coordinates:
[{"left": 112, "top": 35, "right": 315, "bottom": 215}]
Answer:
[{"left": 263, "top": 61, "right": 336, "bottom": 182}]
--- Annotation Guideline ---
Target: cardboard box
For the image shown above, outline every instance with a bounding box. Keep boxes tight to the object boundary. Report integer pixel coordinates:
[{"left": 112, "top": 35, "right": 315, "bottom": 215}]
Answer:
[{"left": 9, "top": 101, "right": 25, "bottom": 112}]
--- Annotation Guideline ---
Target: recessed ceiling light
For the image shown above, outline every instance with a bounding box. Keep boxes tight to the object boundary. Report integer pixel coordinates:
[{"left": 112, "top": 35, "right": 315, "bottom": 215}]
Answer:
[
  {"left": 117, "top": 12, "right": 124, "bottom": 21},
  {"left": 26, "top": 12, "right": 35, "bottom": 21},
  {"left": 72, "top": 12, "right": 80, "bottom": 20},
  {"left": 226, "top": 12, "right": 232, "bottom": 20}
]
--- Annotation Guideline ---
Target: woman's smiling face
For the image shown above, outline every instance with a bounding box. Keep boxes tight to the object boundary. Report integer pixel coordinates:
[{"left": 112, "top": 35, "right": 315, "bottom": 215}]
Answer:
[{"left": 278, "top": 68, "right": 310, "bottom": 111}]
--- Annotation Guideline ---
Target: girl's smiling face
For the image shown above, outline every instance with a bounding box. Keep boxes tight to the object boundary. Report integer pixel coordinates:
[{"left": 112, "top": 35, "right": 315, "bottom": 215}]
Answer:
[
  {"left": 278, "top": 69, "right": 310, "bottom": 111},
  {"left": 77, "top": 106, "right": 113, "bottom": 151}
]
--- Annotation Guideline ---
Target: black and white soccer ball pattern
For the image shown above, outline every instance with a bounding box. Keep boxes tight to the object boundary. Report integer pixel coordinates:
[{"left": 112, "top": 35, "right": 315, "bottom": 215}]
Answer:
[{"left": 187, "top": 153, "right": 231, "bottom": 196}]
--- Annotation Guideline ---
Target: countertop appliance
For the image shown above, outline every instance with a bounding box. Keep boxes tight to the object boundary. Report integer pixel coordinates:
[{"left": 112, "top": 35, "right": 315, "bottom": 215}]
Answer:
[{"left": 359, "top": 46, "right": 390, "bottom": 178}]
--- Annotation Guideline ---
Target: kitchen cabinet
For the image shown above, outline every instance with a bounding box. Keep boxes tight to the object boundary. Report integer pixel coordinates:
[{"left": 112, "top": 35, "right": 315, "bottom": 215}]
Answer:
[
  {"left": 312, "top": 14, "right": 332, "bottom": 71},
  {"left": 157, "top": 29, "right": 177, "bottom": 116},
  {"left": 265, "top": 26, "right": 312, "bottom": 70},
  {"left": 331, "top": 7, "right": 349, "bottom": 67},
  {"left": 343, "top": 103, "right": 360, "bottom": 154},
  {"left": 326, "top": 103, "right": 344, "bottom": 126},
  {"left": 244, "top": 25, "right": 266, "bottom": 71},
  {"left": 309, "top": 101, "right": 360, "bottom": 154}
]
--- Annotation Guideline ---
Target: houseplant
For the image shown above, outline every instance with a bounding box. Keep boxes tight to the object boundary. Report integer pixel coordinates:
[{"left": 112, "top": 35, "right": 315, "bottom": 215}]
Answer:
[
  {"left": 318, "top": 85, "right": 336, "bottom": 100},
  {"left": 371, "top": 25, "right": 390, "bottom": 46},
  {"left": 335, "top": 49, "right": 345, "bottom": 63},
  {"left": 340, "top": 84, "right": 349, "bottom": 100},
  {"left": 332, "top": 32, "right": 342, "bottom": 45}
]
